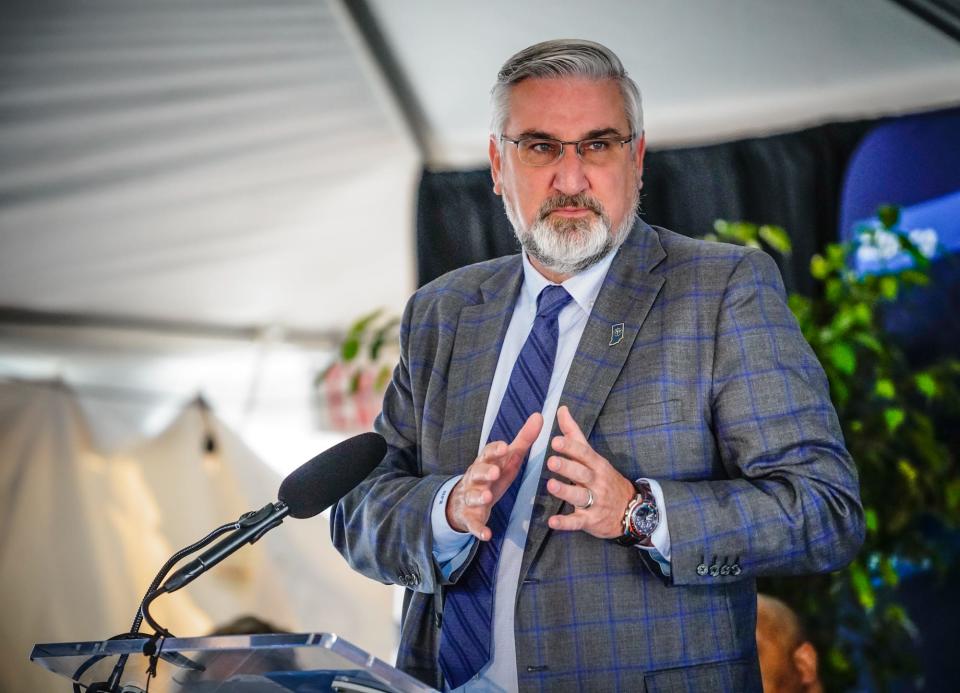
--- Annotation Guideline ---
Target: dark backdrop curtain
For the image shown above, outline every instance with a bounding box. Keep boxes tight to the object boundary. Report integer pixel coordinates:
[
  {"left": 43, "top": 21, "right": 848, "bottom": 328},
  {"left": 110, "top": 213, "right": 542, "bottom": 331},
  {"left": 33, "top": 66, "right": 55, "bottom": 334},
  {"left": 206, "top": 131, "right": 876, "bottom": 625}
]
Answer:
[{"left": 417, "top": 119, "right": 873, "bottom": 295}]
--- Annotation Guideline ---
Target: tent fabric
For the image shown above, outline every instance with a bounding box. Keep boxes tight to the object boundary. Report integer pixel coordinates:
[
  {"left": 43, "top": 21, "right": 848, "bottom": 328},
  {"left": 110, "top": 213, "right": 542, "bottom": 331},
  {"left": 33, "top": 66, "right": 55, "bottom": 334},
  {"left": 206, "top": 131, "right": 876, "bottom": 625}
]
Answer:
[
  {"left": 0, "top": 0, "right": 417, "bottom": 333},
  {"left": 0, "top": 380, "right": 396, "bottom": 692},
  {"left": 416, "top": 117, "right": 874, "bottom": 295}
]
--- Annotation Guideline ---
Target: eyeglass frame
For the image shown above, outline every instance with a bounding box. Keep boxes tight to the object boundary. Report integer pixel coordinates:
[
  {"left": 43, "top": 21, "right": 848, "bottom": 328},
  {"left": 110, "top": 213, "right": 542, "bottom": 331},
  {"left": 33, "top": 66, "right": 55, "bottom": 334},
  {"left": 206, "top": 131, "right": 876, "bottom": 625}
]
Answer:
[{"left": 498, "top": 132, "right": 636, "bottom": 166}]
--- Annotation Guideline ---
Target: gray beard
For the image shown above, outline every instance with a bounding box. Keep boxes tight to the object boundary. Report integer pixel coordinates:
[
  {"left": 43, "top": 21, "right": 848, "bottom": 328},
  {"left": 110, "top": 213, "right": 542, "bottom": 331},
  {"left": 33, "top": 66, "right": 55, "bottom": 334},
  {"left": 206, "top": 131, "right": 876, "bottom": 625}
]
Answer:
[{"left": 505, "top": 191, "right": 638, "bottom": 276}]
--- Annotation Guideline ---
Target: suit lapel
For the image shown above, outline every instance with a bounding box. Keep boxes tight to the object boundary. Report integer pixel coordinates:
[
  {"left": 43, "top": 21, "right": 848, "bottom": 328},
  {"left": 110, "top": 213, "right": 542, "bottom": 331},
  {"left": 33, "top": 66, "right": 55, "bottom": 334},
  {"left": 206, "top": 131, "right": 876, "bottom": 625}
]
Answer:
[
  {"left": 520, "top": 222, "right": 667, "bottom": 582},
  {"left": 438, "top": 258, "right": 523, "bottom": 471}
]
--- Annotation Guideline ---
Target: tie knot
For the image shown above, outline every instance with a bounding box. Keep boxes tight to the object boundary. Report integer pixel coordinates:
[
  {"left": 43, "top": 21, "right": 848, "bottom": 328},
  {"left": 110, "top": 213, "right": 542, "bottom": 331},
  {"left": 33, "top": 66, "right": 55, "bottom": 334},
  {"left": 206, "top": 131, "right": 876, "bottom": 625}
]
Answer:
[{"left": 536, "top": 285, "right": 572, "bottom": 319}]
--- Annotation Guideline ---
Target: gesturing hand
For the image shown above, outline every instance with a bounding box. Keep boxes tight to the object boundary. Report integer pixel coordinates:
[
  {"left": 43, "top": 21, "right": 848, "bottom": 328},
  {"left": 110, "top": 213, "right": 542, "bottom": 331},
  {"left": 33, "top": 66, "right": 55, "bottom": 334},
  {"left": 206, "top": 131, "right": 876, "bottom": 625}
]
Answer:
[
  {"left": 446, "top": 413, "right": 543, "bottom": 541},
  {"left": 546, "top": 405, "right": 635, "bottom": 539}
]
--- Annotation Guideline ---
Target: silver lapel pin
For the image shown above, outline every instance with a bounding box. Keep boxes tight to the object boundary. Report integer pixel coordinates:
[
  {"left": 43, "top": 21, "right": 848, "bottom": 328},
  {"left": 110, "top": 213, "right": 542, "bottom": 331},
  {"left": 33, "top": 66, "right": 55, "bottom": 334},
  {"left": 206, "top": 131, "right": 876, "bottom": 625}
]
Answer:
[{"left": 609, "top": 323, "right": 625, "bottom": 346}]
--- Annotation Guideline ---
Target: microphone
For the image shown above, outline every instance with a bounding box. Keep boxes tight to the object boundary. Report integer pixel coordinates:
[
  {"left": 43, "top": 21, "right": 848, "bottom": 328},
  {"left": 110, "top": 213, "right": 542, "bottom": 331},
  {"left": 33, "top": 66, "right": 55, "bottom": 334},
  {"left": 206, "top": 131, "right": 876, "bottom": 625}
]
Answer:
[{"left": 159, "top": 432, "right": 386, "bottom": 594}]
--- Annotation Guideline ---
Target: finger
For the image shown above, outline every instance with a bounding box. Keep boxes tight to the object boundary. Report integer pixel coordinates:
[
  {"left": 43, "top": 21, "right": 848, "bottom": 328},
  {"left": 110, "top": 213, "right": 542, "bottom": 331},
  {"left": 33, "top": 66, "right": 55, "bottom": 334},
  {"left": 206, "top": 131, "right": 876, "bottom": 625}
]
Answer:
[
  {"left": 480, "top": 440, "right": 509, "bottom": 463},
  {"left": 466, "top": 520, "right": 492, "bottom": 542},
  {"left": 551, "top": 436, "right": 601, "bottom": 469},
  {"left": 509, "top": 412, "right": 543, "bottom": 453},
  {"left": 546, "top": 455, "right": 593, "bottom": 485},
  {"left": 466, "top": 461, "right": 501, "bottom": 484},
  {"left": 547, "top": 512, "right": 585, "bottom": 532},
  {"left": 463, "top": 488, "right": 493, "bottom": 507},
  {"left": 546, "top": 478, "right": 589, "bottom": 507},
  {"left": 556, "top": 406, "right": 588, "bottom": 443}
]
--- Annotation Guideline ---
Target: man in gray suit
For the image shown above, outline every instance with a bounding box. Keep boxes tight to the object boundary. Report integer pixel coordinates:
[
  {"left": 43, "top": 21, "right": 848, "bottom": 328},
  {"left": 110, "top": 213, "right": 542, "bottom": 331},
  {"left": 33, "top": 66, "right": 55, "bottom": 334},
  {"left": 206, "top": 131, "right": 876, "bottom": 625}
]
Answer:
[{"left": 333, "top": 39, "right": 863, "bottom": 692}]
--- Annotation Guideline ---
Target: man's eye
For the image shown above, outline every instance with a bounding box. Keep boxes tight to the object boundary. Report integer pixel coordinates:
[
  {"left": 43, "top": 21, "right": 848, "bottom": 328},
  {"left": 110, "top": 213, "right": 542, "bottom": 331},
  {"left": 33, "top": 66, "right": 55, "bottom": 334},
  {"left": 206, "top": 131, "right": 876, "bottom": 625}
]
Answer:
[
  {"left": 527, "top": 141, "right": 559, "bottom": 154},
  {"left": 583, "top": 139, "right": 611, "bottom": 152}
]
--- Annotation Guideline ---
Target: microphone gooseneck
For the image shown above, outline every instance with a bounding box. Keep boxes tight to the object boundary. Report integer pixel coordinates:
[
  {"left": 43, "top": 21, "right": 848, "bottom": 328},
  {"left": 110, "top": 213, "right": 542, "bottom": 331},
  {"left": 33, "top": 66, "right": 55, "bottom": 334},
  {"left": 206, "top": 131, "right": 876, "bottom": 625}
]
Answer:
[{"left": 103, "top": 432, "right": 387, "bottom": 693}]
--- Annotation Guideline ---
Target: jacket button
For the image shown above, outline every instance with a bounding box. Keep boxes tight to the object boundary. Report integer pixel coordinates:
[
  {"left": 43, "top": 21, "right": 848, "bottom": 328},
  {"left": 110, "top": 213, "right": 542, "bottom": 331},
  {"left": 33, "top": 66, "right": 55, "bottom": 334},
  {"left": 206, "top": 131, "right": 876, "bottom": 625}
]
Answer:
[
  {"left": 696, "top": 563, "right": 708, "bottom": 576},
  {"left": 708, "top": 564, "right": 720, "bottom": 577},
  {"left": 719, "top": 564, "right": 731, "bottom": 576},
  {"left": 398, "top": 574, "right": 409, "bottom": 586},
  {"left": 731, "top": 563, "right": 742, "bottom": 576}
]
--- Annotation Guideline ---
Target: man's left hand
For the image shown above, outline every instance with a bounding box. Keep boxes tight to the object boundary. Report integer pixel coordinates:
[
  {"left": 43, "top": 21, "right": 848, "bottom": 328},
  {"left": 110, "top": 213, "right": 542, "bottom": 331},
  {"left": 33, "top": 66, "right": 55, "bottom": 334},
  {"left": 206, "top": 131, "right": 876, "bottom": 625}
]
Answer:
[{"left": 546, "top": 405, "right": 635, "bottom": 539}]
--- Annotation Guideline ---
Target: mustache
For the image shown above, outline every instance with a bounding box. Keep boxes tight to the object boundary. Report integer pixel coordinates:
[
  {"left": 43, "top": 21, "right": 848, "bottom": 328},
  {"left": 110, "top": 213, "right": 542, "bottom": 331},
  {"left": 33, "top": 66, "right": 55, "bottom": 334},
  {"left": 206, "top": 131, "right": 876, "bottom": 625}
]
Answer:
[{"left": 537, "top": 193, "right": 605, "bottom": 220}]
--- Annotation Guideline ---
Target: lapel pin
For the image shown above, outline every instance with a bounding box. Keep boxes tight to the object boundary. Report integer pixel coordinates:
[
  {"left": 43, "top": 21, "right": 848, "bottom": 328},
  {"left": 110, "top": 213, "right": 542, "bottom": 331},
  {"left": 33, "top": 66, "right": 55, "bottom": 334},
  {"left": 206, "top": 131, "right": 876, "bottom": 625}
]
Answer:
[{"left": 609, "top": 323, "right": 625, "bottom": 346}]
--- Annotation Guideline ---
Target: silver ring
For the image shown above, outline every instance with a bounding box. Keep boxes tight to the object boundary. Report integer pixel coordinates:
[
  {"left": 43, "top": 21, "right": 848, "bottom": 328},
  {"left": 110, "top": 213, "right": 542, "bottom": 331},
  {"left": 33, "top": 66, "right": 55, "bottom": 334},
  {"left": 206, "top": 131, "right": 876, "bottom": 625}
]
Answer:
[{"left": 577, "top": 488, "right": 595, "bottom": 510}]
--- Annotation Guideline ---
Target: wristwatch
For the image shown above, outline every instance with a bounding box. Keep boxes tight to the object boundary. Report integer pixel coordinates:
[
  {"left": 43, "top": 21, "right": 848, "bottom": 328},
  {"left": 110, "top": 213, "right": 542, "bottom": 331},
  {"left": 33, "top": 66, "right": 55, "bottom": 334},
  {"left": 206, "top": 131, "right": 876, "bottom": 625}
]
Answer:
[{"left": 615, "top": 480, "right": 659, "bottom": 547}]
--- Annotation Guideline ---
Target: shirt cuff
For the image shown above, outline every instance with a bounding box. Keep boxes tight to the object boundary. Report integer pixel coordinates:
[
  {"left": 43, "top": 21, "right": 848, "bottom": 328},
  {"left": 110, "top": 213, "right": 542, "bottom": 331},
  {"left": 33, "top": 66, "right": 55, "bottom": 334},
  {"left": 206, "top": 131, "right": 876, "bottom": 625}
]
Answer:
[
  {"left": 636, "top": 478, "right": 671, "bottom": 576},
  {"left": 431, "top": 475, "right": 475, "bottom": 577}
]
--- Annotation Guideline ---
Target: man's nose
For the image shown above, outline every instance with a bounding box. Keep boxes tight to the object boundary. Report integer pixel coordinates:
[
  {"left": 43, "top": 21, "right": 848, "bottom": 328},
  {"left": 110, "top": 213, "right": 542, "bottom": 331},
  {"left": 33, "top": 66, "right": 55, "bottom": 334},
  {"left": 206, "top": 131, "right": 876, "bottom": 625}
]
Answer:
[{"left": 551, "top": 146, "right": 589, "bottom": 196}]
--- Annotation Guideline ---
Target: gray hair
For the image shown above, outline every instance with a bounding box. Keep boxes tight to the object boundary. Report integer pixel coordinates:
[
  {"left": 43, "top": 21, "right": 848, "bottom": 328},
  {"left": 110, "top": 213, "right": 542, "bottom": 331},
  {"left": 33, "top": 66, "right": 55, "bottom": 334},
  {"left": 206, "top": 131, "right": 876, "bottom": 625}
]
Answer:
[{"left": 491, "top": 39, "right": 643, "bottom": 140}]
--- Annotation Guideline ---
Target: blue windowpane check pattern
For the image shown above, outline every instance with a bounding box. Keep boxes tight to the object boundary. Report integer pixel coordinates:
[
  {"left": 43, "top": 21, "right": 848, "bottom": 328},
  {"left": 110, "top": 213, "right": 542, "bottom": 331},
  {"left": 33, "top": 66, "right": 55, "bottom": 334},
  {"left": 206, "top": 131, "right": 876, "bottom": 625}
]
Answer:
[{"left": 438, "top": 284, "right": 572, "bottom": 688}]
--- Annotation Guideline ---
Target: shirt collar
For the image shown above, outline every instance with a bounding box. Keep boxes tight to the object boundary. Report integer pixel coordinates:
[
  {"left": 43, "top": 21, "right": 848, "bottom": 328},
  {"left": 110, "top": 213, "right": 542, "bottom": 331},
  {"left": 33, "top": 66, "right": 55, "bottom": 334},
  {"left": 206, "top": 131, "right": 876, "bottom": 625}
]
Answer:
[{"left": 520, "top": 246, "right": 618, "bottom": 315}]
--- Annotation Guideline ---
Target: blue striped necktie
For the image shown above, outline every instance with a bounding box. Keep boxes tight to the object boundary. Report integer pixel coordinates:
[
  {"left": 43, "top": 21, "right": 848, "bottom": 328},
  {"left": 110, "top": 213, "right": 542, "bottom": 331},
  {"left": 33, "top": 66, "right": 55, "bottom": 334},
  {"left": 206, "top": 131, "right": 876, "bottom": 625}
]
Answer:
[{"left": 438, "top": 284, "right": 572, "bottom": 688}]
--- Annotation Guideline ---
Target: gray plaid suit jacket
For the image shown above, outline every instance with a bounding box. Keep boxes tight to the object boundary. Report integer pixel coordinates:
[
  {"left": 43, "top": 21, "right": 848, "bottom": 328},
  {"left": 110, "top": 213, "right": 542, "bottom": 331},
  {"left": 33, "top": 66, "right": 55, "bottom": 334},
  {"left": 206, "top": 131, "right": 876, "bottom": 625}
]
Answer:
[{"left": 332, "top": 221, "right": 864, "bottom": 692}]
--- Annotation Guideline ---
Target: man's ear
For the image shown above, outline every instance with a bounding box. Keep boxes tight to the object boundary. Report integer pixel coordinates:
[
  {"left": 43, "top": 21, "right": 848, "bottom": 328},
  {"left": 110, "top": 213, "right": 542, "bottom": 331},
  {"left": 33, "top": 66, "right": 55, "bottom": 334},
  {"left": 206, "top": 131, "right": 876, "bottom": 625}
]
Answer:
[
  {"left": 489, "top": 136, "right": 503, "bottom": 196},
  {"left": 793, "top": 641, "right": 819, "bottom": 686},
  {"left": 634, "top": 133, "right": 647, "bottom": 189}
]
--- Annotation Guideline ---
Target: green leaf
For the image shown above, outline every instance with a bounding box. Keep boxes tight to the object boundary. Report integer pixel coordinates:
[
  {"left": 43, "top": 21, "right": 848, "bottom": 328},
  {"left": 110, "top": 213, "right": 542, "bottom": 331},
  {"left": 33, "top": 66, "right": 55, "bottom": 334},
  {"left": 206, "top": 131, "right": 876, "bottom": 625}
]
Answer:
[
  {"left": 880, "top": 557, "right": 899, "bottom": 587},
  {"left": 914, "top": 372, "right": 938, "bottom": 398},
  {"left": 897, "top": 458, "right": 917, "bottom": 483},
  {"left": 946, "top": 479, "right": 960, "bottom": 512},
  {"left": 828, "top": 342, "right": 857, "bottom": 375},
  {"left": 875, "top": 379, "right": 896, "bottom": 399},
  {"left": 832, "top": 308, "right": 855, "bottom": 334},
  {"left": 885, "top": 408, "right": 905, "bottom": 433},
  {"left": 758, "top": 224, "right": 792, "bottom": 255},
  {"left": 878, "top": 204, "right": 900, "bottom": 229},
  {"left": 850, "top": 562, "right": 875, "bottom": 611},
  {"left": 880, "top": 275, "right": 899, "bottom": 300},
  {"left": 852, "top": 302, "right": 873, "bottom": 326},
  {"left": 831, "top": 378, "right": 850, "bottom": 407},
  {"left": 853, "top": 333, "right": 883, "bottom": 354},
  {"left": 826, "top": 278, "right": 844, "bottom": 303},
  {"left": 864, "top": 507, "right": 878, "bottom": 533},
  {"left": 348, "top": 370, "right": 362, "bottom": 394},
  {"left": 829, "top": 646, "right": 851, "bottom": 673},
  {"left": 369, "top": 317, "right": 400, "bottom": 361},
  {"left": 340, "top": 336, "right": 360, "bottom": 362},
  {"left": 347, "top": 308, "right": 383, "bottom": 338},
  {"left": 826, "top": 243, "right": 847, "bottom": 267},
  {"left": 810, "top": 254, "right": 830, "bottom": 280},
  {"left": 901, "top": 269, "right": 930, "bottom": 286},
  {"left": 375, "top": 364, "right": 393, "bottom": 391}
]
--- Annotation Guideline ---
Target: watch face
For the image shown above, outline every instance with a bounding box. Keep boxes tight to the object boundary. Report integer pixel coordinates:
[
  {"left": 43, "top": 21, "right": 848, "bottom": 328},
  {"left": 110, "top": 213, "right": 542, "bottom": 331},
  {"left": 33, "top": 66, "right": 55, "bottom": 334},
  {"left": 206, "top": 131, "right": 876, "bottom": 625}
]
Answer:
[{"left": 629, "top": 501, "right": 659, "bottom": 538}]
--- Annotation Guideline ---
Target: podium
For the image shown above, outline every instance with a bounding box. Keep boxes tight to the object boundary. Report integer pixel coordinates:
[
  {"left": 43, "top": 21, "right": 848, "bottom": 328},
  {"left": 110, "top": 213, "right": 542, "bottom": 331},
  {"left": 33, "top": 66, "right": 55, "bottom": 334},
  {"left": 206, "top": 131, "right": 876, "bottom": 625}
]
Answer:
[{"left": 30, "top": 632, "right": 438, "bottom": 692}]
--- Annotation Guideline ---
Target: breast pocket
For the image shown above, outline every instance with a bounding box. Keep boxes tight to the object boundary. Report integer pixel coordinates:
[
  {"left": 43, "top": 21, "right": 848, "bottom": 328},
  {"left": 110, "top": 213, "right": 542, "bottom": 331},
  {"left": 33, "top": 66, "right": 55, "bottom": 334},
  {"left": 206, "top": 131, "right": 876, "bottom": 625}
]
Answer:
[{"left": 597, "top": 398, "right": 685, "bottom": 434}]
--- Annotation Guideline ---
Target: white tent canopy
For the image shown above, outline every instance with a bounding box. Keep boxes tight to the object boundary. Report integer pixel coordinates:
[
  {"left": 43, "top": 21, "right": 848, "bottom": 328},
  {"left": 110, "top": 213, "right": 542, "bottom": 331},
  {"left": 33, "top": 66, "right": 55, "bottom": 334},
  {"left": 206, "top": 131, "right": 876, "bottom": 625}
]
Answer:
[{"left": 0, "top": 0, "right": 958, "bottom": 336}]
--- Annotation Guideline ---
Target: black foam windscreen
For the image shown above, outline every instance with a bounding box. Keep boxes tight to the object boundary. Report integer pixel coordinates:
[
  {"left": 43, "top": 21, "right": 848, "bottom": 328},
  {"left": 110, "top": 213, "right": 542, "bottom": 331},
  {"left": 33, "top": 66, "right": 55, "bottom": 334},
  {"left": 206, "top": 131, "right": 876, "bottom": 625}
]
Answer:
[{"left": 278, "top": 432, "right": 386, "bottom": 519}]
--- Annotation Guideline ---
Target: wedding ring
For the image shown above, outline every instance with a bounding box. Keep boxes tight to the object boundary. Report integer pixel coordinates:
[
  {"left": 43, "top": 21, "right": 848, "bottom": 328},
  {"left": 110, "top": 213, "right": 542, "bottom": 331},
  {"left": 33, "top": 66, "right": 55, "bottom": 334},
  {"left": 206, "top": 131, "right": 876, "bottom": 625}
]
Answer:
[{"left": 578, "top": 488, "right": 595, "bottom": 510}]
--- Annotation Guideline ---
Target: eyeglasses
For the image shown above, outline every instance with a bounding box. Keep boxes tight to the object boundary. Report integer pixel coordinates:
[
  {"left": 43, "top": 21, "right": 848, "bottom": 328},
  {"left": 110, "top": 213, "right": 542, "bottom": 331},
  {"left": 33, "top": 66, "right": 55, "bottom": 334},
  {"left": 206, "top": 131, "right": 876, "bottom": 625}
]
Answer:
[{"left": 499, "top": 133, "right": 635, "bottom": 167}]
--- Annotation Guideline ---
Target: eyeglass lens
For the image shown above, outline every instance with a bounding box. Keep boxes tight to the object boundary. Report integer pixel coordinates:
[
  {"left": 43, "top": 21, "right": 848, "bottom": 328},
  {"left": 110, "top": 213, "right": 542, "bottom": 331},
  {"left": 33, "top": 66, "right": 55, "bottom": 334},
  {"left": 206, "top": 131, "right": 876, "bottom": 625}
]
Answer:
[{"left": 517, "top": 138, "right": 623, "bottom": 166}]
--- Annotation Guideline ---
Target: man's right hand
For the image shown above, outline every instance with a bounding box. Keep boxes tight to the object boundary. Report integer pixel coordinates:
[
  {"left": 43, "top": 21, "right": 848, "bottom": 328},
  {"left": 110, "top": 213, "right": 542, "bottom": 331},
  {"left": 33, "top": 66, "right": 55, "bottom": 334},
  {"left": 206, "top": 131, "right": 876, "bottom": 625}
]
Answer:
[{"left": 445, "top": 413, "right": 543, "bottom": 541}]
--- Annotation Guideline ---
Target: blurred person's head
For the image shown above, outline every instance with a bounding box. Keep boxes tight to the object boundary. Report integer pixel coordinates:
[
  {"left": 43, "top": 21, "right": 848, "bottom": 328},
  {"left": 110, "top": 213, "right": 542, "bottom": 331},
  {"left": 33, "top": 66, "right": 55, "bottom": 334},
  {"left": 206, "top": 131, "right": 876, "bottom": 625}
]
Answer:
[
  {"left": 179, "top": 614, "right": 295, "bottom": 688},
  {"left": 208, "top": 615, "right": 287, "bottom": 636},
  {"left": 756, "top": 594, "right": 822, "bottom": 693}
]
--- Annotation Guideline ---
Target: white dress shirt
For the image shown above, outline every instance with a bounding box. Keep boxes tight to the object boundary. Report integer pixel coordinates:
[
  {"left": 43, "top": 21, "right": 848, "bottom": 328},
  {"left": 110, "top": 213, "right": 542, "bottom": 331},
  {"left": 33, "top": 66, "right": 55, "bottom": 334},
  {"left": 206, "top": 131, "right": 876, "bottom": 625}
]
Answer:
[{"left": 430, "top": 250, "right": 671, "bottom": 691}]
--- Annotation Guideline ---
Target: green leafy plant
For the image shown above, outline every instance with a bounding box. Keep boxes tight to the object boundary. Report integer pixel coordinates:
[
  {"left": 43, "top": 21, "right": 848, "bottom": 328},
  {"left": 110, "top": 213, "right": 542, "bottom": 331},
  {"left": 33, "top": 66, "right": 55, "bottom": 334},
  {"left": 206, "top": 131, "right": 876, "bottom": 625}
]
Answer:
[
  {"left": 316, "top": 309, "right": 399, "bottom": 431},
  {"left": 704, "top": 210, "right": 960, "bottom": 690}
]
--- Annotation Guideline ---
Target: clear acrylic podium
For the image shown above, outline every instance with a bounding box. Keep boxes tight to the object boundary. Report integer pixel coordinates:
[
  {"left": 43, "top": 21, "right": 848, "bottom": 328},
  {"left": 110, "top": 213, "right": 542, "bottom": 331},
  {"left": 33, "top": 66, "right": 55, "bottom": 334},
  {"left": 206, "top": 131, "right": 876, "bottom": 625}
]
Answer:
[{"left": 31, "top": 632, "right": 438, "bottom": 692}]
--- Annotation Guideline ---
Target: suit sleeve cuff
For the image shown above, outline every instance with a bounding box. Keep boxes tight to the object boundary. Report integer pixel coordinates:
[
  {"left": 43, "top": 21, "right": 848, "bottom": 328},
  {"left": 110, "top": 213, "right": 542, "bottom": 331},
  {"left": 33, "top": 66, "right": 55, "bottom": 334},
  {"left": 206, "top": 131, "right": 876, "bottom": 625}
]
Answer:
[{"left": 431, "top": 475, "right": 475, "bottom": 577}]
